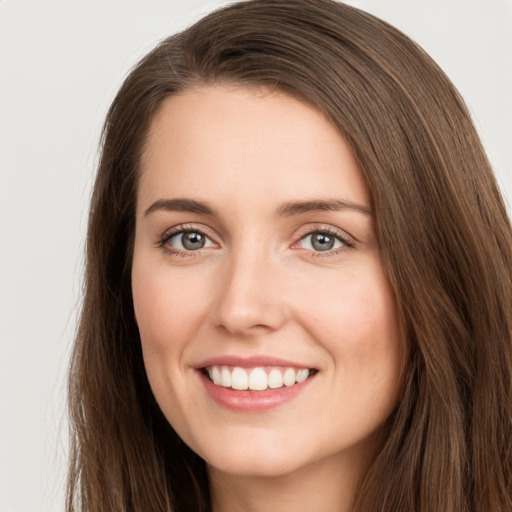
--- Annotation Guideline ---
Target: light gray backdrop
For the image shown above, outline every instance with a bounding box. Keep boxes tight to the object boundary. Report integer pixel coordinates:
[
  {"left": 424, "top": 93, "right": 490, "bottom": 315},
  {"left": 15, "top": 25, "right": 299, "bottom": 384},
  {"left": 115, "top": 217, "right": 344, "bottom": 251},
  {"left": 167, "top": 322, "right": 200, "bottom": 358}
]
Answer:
[{"left": 1, "top": 1, "right": 510, "bottom": 511}]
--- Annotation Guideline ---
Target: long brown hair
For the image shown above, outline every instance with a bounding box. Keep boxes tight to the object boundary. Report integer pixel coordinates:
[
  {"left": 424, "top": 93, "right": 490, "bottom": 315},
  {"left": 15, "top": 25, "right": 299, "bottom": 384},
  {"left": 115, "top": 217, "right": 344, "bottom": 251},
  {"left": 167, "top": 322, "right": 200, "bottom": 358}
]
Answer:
[{"left": 67, "top": 1, "right": 512, "bottom": 510}]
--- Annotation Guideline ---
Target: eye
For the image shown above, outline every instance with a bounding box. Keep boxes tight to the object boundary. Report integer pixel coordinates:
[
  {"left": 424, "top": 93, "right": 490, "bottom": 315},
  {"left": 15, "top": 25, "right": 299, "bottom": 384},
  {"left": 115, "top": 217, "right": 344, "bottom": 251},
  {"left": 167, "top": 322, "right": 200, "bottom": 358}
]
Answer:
[
  {"left": 301, "top": 232, "right": 343, "bottom": 251},
  {"left": 297, "top": 229, "right": 352, "bottom": 253},
  {"left": 163, "top": 229, "right": 216, "bottom": 251}
]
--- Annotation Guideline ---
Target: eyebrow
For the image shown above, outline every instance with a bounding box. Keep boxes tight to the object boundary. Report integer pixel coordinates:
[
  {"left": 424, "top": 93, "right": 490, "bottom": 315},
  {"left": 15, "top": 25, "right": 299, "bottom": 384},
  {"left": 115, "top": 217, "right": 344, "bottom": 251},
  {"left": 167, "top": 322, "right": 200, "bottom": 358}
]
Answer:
[
  {"left": 276, "top": 199, "right": 372, "bottom": 217},
  {"left": 144, "top": 197, "right": 372, "bottom": 218},
  {"left": 144, "top": 198, "right": 218, "bottom": 217}
]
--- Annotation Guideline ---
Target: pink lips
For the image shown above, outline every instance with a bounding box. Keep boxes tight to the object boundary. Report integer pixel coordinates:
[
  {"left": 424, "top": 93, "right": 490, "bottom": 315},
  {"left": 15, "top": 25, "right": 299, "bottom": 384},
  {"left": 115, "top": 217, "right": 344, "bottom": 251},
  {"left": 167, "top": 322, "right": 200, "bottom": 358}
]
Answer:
[
  {"left": 196, "top": 355, "right": 310, "bottom": 369},
  {"left": 195, "top": 355, "right": 316, "bottom": 412}
]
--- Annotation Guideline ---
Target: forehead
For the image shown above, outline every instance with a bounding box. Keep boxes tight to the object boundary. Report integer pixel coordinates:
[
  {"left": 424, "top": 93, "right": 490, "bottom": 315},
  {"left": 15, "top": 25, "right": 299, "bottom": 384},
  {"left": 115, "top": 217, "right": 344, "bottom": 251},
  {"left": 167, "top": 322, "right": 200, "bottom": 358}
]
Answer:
[{"left": 138, "top": 85, "right": 369, "bottom": 213}]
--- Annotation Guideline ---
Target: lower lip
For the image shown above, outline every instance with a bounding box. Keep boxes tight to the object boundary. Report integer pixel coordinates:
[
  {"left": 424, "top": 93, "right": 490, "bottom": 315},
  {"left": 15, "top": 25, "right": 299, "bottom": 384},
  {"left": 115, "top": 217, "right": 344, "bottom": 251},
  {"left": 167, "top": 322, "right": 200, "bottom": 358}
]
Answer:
[{"left": 198, "top": 371, "right": 315, "bottom": 412}]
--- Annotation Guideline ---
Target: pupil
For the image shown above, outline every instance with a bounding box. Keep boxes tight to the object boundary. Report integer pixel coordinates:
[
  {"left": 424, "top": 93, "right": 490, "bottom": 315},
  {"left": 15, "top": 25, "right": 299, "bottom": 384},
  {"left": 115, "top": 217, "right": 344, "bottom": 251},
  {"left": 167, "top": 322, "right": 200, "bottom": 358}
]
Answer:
[
  {"left": 312, "top": 233, "right": 334, "bottom": 251},
  {"left": 182, "top": 232, "right": 205, "bottom": 250}
]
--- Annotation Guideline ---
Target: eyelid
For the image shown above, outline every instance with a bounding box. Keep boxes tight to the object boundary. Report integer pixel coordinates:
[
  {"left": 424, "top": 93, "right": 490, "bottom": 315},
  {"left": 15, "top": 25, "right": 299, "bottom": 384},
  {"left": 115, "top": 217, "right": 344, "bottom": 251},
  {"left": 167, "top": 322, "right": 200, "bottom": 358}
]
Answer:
[
  {"left": 160, "top": 223, "right": 214, "bottom": 239},
  {"left": 295, "top": 223, "right": 354, "bottom": 241},
  {"left": 158, "top": 223, "right": 220, "bottom": 254},
  {"left": 291, "top": 224, "right": 355, "bottom": 254}
]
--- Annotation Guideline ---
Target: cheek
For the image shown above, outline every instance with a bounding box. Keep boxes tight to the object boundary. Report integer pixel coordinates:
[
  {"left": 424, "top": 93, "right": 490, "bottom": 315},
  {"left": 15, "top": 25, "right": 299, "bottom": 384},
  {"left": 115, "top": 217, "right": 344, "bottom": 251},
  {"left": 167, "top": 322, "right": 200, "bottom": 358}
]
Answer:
[
  {"left": 300, "top": 261, "right": 401, "bottom": 386},
  {"left": 133, "top": 262, "right": 208, "bottom": 339},
  {"left": 131, "top": 264, "right": 212, "bottom": 434},
  {"left": 131, "top": 263, "right": 209, "bottom": 385},
  {"left": 304, "top": 267, "right": 397, "bottom": 338}
]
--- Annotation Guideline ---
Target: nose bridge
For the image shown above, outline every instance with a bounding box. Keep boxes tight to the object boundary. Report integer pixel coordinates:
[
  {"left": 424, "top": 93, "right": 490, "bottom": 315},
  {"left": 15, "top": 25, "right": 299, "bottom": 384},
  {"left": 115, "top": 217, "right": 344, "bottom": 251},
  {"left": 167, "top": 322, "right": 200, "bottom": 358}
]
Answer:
[{"left": 212, "top": 239, "right": 286, "bottom": 336}]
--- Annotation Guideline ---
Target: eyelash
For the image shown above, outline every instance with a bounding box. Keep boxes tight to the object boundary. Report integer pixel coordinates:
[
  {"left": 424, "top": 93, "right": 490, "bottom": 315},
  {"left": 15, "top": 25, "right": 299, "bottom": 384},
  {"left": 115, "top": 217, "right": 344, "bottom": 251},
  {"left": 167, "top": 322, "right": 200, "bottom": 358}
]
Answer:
[
  {"left": 159, "top": 224, "right": 215, "bottom": 257},
  {"left": 158, "top": 224, "right": 354, "bottom": 258},
  {"left": 295, "top": 225, "right": 354, "bottom": 257}
]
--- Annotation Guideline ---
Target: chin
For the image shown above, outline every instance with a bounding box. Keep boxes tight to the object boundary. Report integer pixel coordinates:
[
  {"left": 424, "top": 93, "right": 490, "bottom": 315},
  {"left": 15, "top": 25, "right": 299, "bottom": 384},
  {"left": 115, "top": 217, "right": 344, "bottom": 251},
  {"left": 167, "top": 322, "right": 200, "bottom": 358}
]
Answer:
[
  {"left": 205, "top": 450, "right": 309, "bottom": 479},
  {"left": 192, "top": 427, "right": 337, "bottom": 480},
  {"left": 182, "top": 426, "right": 303, "bottom": 478}
]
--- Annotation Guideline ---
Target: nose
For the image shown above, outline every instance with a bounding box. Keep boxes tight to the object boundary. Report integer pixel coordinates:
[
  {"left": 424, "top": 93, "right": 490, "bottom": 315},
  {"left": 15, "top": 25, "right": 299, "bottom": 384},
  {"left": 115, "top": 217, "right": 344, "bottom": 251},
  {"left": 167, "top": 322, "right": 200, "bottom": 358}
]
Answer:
[{"left": 211, "top": 249, "right": 288, "bottom": 337}]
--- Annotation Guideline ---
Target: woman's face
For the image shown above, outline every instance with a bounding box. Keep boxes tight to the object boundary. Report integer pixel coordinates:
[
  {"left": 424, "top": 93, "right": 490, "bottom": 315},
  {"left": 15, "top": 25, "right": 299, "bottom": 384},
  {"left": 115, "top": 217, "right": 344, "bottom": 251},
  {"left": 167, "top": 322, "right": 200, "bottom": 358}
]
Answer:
[{"left": 132, "top": 85, "right": 402, "bottom": 478}]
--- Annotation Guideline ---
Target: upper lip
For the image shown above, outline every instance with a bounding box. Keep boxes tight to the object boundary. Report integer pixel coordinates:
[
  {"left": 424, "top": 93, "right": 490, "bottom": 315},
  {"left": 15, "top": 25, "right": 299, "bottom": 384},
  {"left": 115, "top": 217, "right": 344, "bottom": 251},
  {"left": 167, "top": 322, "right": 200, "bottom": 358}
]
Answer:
[{"left": 195, "top": 355, "right": 315, "bottom": 369}]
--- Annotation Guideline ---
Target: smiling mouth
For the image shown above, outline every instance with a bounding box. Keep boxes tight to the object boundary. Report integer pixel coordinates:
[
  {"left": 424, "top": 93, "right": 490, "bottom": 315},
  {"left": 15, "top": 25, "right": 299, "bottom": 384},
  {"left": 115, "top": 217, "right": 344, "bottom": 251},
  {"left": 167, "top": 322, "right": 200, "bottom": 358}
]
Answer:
[{"left": 202, "top": 365, "right": 318, "bottom": 392}]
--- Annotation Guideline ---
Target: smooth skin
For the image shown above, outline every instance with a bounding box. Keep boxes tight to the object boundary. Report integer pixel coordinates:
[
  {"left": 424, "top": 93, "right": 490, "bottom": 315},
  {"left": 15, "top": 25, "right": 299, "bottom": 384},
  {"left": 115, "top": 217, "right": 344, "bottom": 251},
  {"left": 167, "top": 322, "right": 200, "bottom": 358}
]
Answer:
[{"left": 132, "top": 85, "right": 402, "bottom": 512}]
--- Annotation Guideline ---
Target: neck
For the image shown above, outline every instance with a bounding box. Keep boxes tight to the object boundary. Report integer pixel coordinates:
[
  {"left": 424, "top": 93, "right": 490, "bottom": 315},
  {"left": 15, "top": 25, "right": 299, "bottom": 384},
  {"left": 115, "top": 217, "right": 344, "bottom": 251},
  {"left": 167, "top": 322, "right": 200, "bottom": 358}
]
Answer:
[{"left": 208, "top": 449, "right": 370, "bottom": 512}]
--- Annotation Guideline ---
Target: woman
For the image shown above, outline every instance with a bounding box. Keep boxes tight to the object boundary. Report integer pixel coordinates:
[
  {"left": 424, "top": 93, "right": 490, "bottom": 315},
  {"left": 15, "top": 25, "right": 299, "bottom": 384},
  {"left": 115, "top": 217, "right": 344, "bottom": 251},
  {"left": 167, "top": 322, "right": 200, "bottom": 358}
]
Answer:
[{"left": 67, "top": 1, "right": 512, "bottom": 511}]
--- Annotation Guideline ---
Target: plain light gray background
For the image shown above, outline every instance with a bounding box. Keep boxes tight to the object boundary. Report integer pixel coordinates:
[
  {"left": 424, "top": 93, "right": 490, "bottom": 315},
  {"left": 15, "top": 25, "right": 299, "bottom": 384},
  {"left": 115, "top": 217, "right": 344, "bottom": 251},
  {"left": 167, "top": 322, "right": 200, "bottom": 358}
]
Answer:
[{"left": 1, "top": 1, "right": 510, "bottom": 511}]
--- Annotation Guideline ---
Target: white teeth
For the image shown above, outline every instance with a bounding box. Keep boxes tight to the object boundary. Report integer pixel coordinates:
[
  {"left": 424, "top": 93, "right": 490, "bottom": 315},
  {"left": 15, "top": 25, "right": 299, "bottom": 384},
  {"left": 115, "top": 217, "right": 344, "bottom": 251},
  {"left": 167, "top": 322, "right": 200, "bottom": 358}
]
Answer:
[
  {"left": 231, "top": 367, "right": 249, "bottom": 390},
  {"left": 296, "top": 369, "right": 309, "bottom": 383},
  {"left": 248, "top": 367, "right": 268, "bottom": 391},
  {"left": 211, "top": 366, "right": 222, "bottom": 385},
  {"left": 205, "top": 365, "right": 312, "bottom": 391},
  {"left": 220, "top": 367, "right": 232, "bottom": 387},
  {"left": 283, "top": 368, "right": 296, "bottom": 387},
  {"left": 268, "top": 368, "right": 283, "bottom": 389}
]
